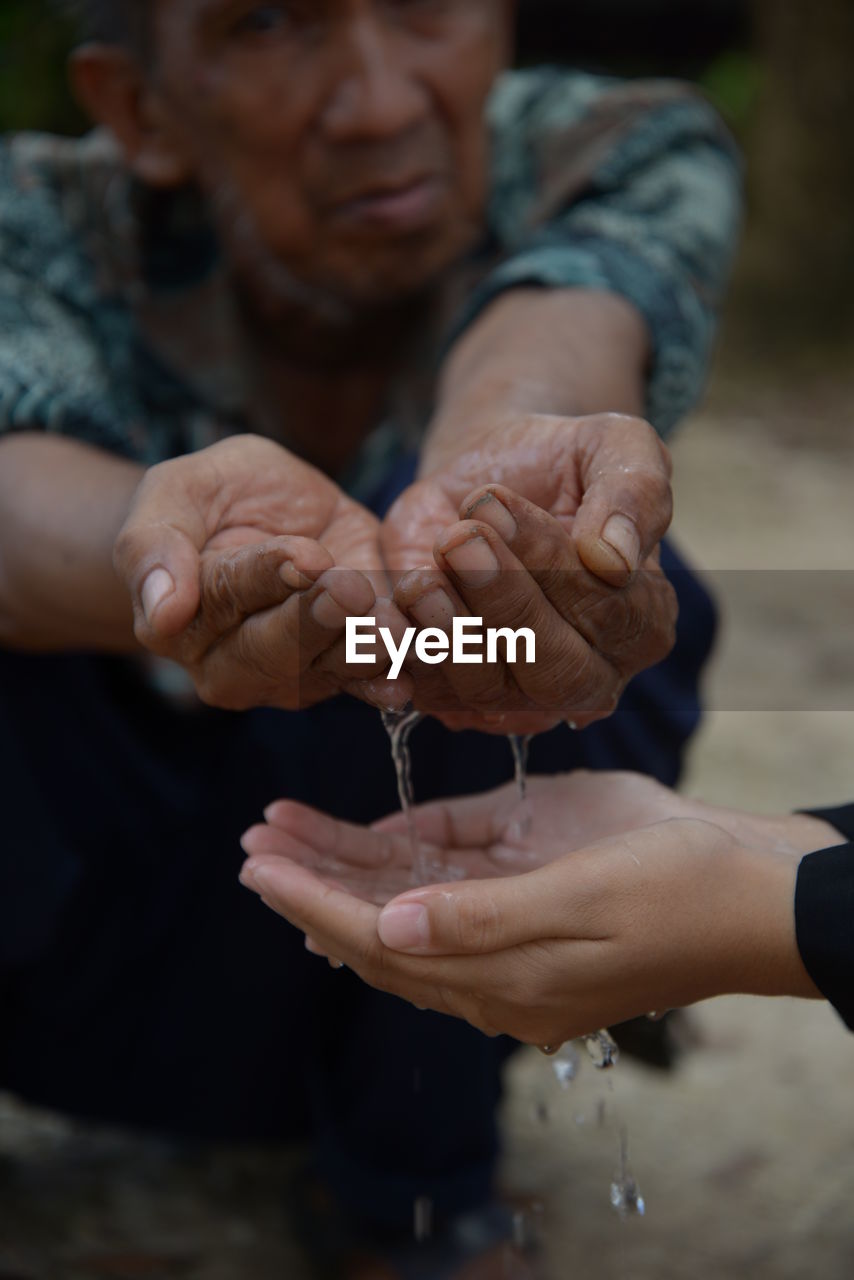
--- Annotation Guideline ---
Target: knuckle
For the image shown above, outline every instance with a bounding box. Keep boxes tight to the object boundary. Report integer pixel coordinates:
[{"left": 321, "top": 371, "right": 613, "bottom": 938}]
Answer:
[
  {"left": 615, "top": 576, "right": 678, "bottom": 669},
  {"left": 591, "top": 410, "right": 643, "bottom": 433},
  {"left": 642, "top": 464, "right": 673, "bottom": 507},
  {"left": 232, "top": 620, "right": 299, "bottom": 696},
  {"left": 522, "top": 636, "right": 595, "bottom": 707},
  {"left": 650, "top": 581, "right": 679, "bottom": 655},
  {"left": 605, "top": 592, "right": 653, "bottom": 652},
  {"left": 570, "top": 571, "right": 676, "bottom": 670},
  {"left": 112, "top": 527, "right": 137, "bottom": 575},
  {"left": 591, "top": 411, "right": 658, "bottom": 452},
  {"left": 453, "top": 891, "right": 503, "bottom": 953},
  {"left": 484, "top": 583, "right": 547, "bottom": 640},
  {"left": 205, "top": 555, "right": 242, "bottom": 629}
]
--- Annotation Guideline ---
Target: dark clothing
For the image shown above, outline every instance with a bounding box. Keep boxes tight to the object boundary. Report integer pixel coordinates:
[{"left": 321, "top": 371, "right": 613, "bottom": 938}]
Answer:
[{"left": 797, "top": 805, "right": 854, "bottom": 1033}]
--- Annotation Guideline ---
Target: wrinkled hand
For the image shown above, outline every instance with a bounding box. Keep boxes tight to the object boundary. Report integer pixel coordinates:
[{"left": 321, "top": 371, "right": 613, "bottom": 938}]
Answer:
[
  {"left": 114, "top": 434, "right": 409, "bottom": 711},
  {"left": 240, "top": 773, "right": 814, "bottom": 1045},
  {"left": 380, "top": 413, "right": 677, "bottom": 733}
]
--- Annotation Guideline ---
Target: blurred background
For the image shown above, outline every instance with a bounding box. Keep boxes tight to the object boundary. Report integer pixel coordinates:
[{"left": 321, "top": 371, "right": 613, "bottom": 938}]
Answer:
[{"left": 1, "top": 2, "right": 852, "bottom": 1278}]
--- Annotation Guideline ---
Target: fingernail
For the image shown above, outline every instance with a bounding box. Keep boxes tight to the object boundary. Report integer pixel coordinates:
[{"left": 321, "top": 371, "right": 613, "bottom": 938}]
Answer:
[
  {"left": 239, "top": 859, "right": 260, "bottom": 888},
  {"left": 312, "top": 591, "right": 347, "bottom": 629},
  {"left": 443, "top": 537, "right": 500, "bottom": 588},
  {"left": 601, "top": 515, "right": 640, "bottom": 573},
  {"left": 409, "top": 588, "right": 455, "bottom": 630},
  {"left": 141, "top": 568, "right": 175, "bottom": 625},
  {"left": 378, "top": 902, "right": 430, "bottom": 951},
  {"left": 466, "top": 494, "right": 517, "bottom": 543}
]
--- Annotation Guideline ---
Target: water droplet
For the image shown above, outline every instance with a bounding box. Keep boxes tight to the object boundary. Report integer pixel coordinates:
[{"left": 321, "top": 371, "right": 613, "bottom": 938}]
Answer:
[
  {"left": 414, "top": 1195, "right": 433, "bottom": 1242},
  {"left": 610, "top": 1177, "right": 646, "bottom": 1220},
  {"left": 551, "top": 1043, "right": 580, "bottom": 1089},
  {"left": 584, "top": 1029, "right": 620, "bottom": 1070},
  {"left": 423, "top": 858, "right": 467, "bottom": 882},
  {"left": 611, "top": 1128, "right": 646, "bottom": 1220}
]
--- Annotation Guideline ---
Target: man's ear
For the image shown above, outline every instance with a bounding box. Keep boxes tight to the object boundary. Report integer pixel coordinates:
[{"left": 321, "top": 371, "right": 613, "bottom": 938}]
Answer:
[{"left": 70, "top": 44, "right": 191, "bottom": 188}]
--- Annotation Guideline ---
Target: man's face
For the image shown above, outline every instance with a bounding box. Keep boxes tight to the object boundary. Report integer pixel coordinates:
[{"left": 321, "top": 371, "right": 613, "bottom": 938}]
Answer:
[{"left": 148, "top": 0, "right": 512, "bottom": 307}]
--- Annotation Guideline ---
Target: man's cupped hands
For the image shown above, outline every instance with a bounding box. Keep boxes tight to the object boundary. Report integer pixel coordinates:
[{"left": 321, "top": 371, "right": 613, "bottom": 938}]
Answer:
[{"left": 113, "top": 412, "right": 677, "bottom": 731}]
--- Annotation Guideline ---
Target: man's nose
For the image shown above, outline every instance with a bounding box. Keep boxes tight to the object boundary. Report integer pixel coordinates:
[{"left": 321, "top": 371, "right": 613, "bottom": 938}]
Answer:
[{"left": 319, "top": 17, "right": 430, "bottom": 142}]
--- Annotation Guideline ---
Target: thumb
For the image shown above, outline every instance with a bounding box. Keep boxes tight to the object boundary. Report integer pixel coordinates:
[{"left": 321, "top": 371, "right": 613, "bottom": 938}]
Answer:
[
  {"left": 113, "top": 467, "right": 208, "bottom": 641},
  {"left": 571, "top": 414, "right": 673, "bottom": 585},
  {"left": 377, "top": 866, "right": 572, "bottom": 956}
]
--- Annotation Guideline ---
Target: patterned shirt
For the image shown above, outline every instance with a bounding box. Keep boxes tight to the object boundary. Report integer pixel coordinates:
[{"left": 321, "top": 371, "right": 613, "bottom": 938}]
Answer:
[{"left": 0, "top": 68, "right": 742, "bottom": 496}]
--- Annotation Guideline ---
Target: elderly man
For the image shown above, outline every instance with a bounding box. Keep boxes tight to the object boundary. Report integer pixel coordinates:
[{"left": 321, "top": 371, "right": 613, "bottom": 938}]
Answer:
[{"left": 0, "top": 1, "right": 739, "bottom": 1274}]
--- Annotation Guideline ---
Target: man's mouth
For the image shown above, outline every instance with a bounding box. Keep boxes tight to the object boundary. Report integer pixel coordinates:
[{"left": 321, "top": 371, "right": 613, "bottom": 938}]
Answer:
[{"left": 326, "top": 175, "right": 446, "bottom": 235}]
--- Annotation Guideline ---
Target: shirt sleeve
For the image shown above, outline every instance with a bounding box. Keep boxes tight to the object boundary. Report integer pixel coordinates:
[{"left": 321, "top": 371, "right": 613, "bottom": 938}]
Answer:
[
  {"left": 459, "top": 69, "right": 744, "bottom": 437},
  {"left": 795, "top": 840, "right": 854, "bottom": 1032},
  {"left": 0, "top": 137, "right": 140, "bottom": 458},
  {"left": 0, "top": 264, "right": 136, "bottom": 454}
]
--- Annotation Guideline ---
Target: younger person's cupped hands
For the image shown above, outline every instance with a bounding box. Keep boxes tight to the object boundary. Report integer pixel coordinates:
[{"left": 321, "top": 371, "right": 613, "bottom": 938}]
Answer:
[{"left": 240, "top": 772, "right": 828, "bottom": 1046}]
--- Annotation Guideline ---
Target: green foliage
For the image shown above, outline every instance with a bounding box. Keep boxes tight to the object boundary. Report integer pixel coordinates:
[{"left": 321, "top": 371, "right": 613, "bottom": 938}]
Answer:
[
  {"left": 0, "top": 1, "right": 85, "bottom": 135},
  {"left": 700, "top": 49, "right": 764, "bottom": 136}
]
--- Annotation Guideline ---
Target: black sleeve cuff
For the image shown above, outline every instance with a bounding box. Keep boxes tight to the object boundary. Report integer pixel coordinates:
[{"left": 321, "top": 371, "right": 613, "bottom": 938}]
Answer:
[
  {"left": 795, "top": 842, "right": 854, "bottom": 1032},
  {"left": 800, "top": 804, "right": 854, "bottom": 843}
]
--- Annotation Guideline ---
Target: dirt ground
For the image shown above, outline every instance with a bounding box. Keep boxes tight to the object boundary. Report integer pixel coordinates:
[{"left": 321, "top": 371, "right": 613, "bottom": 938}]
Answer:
[{"left": 1, "top": 368, "right": 853, "bottom": 1279}]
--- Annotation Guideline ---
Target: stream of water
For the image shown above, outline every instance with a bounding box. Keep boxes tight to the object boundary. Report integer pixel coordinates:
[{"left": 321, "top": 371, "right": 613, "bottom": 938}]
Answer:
[
  {"left": 381, "top": 706, "right": 429, "bottom": 884},
  {"left": 381, "top": 712, "right": 645, "bottom": 1224}
]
